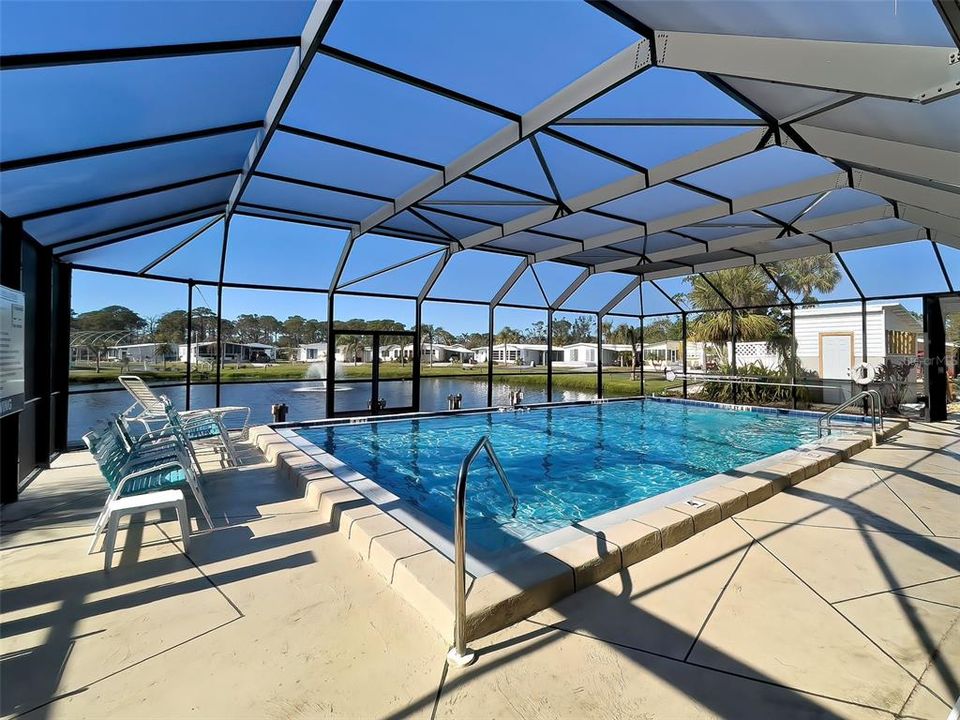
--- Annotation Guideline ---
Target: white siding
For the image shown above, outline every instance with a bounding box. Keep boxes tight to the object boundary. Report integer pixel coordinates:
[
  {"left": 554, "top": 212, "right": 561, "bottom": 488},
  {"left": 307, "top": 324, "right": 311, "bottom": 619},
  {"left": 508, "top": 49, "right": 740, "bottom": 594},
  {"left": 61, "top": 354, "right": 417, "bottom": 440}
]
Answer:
[{"left": 794, "top": 303, "right": 922, "bottom": 379}]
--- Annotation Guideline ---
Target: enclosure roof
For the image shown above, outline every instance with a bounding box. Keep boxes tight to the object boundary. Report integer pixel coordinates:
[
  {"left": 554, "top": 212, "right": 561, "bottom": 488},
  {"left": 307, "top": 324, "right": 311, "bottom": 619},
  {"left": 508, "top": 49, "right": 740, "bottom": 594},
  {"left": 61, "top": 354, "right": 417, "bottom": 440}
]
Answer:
[{"left": 1, "top": 0, "right": 958, "bottom": 302}]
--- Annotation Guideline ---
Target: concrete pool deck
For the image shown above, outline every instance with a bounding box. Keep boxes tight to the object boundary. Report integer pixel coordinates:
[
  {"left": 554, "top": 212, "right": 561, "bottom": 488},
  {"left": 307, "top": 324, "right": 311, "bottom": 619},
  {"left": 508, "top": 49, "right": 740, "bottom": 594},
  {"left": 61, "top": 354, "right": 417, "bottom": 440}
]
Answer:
[
  {"left": 263, "top": 412, "right": 908, "bottom": 643},
  {"left": 2, "top": 420, "right": 958, "bottom": 718}
]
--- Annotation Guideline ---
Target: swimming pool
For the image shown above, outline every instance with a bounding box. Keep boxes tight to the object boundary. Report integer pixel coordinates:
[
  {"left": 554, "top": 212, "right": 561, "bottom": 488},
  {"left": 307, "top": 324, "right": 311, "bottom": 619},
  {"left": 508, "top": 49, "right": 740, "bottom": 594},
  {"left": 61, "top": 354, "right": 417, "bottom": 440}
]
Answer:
[{"left": 293, "top": 399, "right": 824, "bottom": 552}]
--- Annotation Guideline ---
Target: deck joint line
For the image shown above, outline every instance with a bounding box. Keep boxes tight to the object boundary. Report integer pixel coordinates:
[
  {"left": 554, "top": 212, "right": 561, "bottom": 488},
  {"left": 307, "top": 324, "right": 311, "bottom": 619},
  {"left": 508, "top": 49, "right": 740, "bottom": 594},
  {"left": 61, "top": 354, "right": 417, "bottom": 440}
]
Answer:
[
  {"left": 830, "top": 573, "right": 960, "bottom": 605},
  {"left": 524, "top": 618, "right": 897, "bottom": 714},
  {"left": 683, "top": 539, "right": 753, "bottom": 662},
  {"left": 732, "top": 517, "right": 927, "bottom": 686},
  {"left": 872, "top": 471, "right": 938, "bottom": 537},
  {"left": 156, "top": 524, "right": 245, "bottom": 619}
]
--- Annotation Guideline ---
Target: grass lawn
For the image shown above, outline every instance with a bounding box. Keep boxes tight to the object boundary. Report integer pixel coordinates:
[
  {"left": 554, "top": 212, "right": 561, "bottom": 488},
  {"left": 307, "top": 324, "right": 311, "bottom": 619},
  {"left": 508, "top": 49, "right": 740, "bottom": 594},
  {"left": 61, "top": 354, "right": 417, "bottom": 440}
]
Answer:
[{"left": 70, "top": 361, "right": 676, "bottom": 397}]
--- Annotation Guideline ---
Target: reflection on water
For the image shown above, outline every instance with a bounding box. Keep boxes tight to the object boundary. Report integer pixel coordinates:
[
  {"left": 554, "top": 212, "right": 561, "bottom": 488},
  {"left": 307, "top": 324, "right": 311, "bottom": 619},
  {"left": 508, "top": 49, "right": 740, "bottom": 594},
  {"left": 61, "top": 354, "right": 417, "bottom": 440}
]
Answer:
[{"left": 67, "top": 377, "right": 595, "bottom": 443}]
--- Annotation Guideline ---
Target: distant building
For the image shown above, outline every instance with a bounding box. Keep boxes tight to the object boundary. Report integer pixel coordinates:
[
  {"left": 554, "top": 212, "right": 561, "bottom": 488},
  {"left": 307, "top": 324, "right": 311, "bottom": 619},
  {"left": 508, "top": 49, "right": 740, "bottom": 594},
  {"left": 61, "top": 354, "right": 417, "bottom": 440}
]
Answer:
[
  {"left": 794, "top": 302, "right": 921, "bottom": 378},
  {"left": 178, "top": 341, "right": 277, "bottom": 364},
  {"left": 795, "top": 302, "right": 922, "bottom": 401},
  {"left": 105, "top": 342, "right": 176, "bottom": 364},
  {"left": 296, "top": 342, "right": 327, "bottom": 362},
  {"left": 416, "top": 343, "right": 475, "bottom": 363},
  {"left": 473, "top": 343, "right": 557, "bottom": 366},
  {"left": 558, "top": 342, "right": 635, "bottom": 368}
]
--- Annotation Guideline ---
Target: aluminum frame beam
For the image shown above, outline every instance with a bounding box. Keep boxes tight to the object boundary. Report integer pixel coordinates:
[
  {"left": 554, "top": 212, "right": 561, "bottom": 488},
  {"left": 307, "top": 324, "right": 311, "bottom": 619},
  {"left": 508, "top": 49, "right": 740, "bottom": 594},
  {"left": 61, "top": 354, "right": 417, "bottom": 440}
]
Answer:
[
  {"left": 0, "top": 36, "right": 301, "bottom": 70},
  {"left": 490, "top": 257, "right": 531, "bottom": 307},
  {"left": 542, "top": 170, "right": 848, "bottom": 264},
  {"left": 139, "top": 215, "right": 223, "bottom": 275},
  {"left": 851, "top": 169, "right": 960, "bottom": 218},
  {"left": 790, "top": 124, "right": 960, "bottom": 187},
  {"left": 638, "top": 225, "right": 926, "bottom": 280},
  {"left": 464, "top": 126, "right": 768, "bottom": 252},
  {"left": 898, "top": 204, "right": 960, "bottom": 236},
  {"left": 654, "top": 30, "right": 960, "bottom": 103},
  {"left": 225, "top": 0, "right": 342, "bottom": 221},
  {"left": 551, "top": 269, "right": 591, "bottom": 310},
  {"left": 354, "top": 39, "right": 653, "bottom": 237},
  {"left": 599, "top": 277, "right": 641, "bottom": 316}
]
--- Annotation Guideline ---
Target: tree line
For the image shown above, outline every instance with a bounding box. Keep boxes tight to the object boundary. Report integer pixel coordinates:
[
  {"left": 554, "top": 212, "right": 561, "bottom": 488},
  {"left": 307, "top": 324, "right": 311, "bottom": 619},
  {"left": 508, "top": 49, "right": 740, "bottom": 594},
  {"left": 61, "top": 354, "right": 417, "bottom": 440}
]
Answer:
[{"left": 70, "top": 256, "right": 842, "bottom": 357}]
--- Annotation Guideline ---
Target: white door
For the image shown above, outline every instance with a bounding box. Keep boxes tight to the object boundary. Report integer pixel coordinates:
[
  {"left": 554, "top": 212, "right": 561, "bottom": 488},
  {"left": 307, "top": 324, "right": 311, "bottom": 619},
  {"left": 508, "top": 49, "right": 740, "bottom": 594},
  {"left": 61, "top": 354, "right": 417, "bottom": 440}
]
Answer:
[
  {"left": 821, "top": 334, "right": 853, "bottom": 378},
  {"left": 821, "top": 333, "right": 853, "bottom": 403}
]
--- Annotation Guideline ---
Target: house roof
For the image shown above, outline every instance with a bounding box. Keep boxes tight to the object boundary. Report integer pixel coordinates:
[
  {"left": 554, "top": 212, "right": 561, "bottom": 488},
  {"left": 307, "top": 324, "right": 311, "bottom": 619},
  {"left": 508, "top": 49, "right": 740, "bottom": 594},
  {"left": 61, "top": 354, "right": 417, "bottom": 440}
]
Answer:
[{"left": 794, "top": 301, "right": 911, "bottom": 317}]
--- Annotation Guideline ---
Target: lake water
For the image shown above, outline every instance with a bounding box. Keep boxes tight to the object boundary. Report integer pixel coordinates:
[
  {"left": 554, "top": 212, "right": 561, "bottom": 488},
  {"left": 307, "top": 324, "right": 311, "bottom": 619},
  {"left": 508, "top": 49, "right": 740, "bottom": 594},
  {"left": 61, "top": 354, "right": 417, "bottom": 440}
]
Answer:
[{"left": 67, "top": 377, "right": 600, "bottom": 443}]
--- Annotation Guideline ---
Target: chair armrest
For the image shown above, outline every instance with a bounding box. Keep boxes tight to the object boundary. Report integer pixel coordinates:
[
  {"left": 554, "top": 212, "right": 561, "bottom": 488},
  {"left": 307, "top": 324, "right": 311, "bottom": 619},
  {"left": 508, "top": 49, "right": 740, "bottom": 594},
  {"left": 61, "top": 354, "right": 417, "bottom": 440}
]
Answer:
[{"left": 117, "top": 460, "right": 185, "bottom": 495}]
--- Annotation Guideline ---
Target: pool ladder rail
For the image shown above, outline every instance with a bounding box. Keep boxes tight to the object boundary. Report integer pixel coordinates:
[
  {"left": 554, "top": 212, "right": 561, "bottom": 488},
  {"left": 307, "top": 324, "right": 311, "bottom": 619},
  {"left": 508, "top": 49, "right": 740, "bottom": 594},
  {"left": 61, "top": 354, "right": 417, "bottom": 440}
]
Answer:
[
  {"left": 448, "top": 435, "right": 518, "bottom": 669},
  {"left": 817, "top": 389, "right": 884, "bottom": 446}
]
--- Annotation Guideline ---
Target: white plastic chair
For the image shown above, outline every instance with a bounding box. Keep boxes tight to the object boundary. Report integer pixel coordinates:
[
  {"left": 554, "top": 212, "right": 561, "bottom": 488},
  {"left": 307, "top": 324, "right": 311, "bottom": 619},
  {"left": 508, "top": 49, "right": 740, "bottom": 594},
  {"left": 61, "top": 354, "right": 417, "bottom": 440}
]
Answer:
[
  {"left": 84, "top": 421, "right": 214, "bottom": 554},
  {"left": 118, "top": 375, "right": 250, "bottom": 438}
]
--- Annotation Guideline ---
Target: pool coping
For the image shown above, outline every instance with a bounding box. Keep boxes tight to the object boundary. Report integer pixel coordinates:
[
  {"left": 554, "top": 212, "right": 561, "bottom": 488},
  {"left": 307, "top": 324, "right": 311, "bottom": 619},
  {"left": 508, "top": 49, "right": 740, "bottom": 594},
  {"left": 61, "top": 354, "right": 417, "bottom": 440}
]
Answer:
[{"left": 248, "top": 398, "right": 907, "bottom": 645}]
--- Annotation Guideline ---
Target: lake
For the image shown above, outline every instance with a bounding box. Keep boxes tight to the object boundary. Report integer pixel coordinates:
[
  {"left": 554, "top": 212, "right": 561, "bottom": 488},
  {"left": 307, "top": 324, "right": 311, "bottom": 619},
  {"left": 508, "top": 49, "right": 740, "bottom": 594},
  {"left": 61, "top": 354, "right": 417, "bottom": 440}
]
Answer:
[{"left": 67, "top": 377, "right": 599, "bottom": 444}]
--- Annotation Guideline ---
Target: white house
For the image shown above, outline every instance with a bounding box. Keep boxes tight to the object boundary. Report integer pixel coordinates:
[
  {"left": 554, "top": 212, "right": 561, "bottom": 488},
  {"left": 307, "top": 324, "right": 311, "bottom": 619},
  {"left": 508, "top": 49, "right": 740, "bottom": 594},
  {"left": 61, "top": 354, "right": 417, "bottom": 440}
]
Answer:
[
  {"left": 474, "top": 343, "right": 558, "bottom": 366},
  {"left": 557, "top": 343, "right": 636, "bottom": 368},
  {"left": 105, "top": 342, "right": 176, "bottom": 364},
  {"left": 296, "top": 342, "right": 327, "bottom": 362},
  {"left": 335, "top": 344, "right": 374, "bottom": 364},
  {"left": 417, "top": 343, "right": 475, "bottom": 363},
  {"left": 178, "top": 341, "right": 278, "bottom": 364},
  {"left": 794, "top": 302, "right": 921, "bottom": 377},
  {"left": 794, "top": 301, "right": 922, "bottom": 401}
]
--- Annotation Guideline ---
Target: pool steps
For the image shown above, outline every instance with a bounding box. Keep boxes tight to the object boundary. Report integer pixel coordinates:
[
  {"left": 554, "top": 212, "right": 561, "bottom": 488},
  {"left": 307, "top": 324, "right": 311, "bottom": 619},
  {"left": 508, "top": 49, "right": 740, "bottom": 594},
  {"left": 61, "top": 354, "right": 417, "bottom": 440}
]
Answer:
[{"left": 248, "top": 418, "right": 908, "bottom": 646}]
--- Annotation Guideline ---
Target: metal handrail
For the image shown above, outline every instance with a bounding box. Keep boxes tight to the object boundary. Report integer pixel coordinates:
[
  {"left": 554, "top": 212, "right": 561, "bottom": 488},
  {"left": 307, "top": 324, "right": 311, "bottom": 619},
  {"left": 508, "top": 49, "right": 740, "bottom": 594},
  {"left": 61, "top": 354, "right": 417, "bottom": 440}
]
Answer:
[
  {"left": 448, "top": 435, "right": 518, "bottom": 668},
  {"left": 817, "top": 389, "right": 884, "bottom": 445}
]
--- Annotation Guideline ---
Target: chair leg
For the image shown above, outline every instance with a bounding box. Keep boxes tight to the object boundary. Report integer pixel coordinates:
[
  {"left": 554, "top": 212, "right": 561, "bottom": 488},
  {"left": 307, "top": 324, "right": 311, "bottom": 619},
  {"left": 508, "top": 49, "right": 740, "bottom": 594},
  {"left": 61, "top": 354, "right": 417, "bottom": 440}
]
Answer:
[
  {"left": 103, "top": 511, "right": 120, "bottom": 571},
  {"left": 222, "top": 433, "right": 239, "bottom": 467},
  {"left": 87, "top": 503, "right": 110, "bottom": 554},
  {"left": 189, "top": 481, "right": 215, "bottom": 530},
  {"left": 186, "top": 442, "right": 202, "bottom": 475},
  {"left": 176, "top": 498, "right": 191, "bottom": 553}
]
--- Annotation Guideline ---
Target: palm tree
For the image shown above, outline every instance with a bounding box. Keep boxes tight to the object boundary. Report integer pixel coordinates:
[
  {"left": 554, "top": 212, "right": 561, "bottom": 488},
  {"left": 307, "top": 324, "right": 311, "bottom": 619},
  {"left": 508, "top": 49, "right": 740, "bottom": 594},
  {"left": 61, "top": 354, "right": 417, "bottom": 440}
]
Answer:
[
  {"left": 770, "top": 256, "right": 841, "bottom": 304},
  {"left": 495, "top": 326, "right": 522, "bottom": 365},
  {"left": 421, "top": 324, "right": 436, "bottom": 366},
  {"left": 685, "top": 268, "right": 778, "bottom": 344}
]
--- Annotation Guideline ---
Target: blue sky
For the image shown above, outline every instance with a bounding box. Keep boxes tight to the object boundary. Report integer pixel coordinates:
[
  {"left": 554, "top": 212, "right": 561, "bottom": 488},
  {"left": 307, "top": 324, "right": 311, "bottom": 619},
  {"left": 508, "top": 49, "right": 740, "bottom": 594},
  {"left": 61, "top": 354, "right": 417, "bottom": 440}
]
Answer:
[
  {"left": 71, "top": 231, "right": 939, "bottom": 331},
  {"left": 18, "top": 0, "right": 942, "bottom": 330}
]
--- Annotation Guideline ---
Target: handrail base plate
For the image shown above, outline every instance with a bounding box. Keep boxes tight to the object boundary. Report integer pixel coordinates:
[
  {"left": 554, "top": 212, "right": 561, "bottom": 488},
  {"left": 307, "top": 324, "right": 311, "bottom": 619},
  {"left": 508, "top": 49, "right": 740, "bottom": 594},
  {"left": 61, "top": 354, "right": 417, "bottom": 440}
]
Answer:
[{"left": 447, "top": 646, "right": 477, "bottom": 668}]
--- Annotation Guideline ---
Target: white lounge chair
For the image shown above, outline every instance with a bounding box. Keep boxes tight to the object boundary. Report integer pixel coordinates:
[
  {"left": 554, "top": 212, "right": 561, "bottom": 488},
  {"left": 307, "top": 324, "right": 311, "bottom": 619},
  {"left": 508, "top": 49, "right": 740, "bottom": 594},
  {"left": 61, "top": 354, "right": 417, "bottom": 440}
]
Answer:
[
  {"left": 118, "top": 375, "right": 250, "bottom": 439},
  {"left": 84, "top": 419, "right": 214, "bottom": 554}
]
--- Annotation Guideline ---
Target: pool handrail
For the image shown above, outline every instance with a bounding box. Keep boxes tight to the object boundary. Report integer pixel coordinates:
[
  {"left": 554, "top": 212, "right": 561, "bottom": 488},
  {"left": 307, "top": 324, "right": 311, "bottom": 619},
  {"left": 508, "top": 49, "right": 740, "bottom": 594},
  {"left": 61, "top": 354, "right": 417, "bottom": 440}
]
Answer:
[
  {"left": 449, "top": 435, "right": 518, "bottom": 668},
  {"left": 817, "top": 389, "right": 883, "bottom": 445}
]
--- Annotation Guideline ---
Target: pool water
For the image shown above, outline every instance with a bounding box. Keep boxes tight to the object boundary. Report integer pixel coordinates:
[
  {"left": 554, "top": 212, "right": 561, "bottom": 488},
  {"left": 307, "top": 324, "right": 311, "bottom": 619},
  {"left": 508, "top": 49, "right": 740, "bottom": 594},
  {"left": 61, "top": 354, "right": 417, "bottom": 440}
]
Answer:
[{"left": 296, "top": 400, "right": 821, "bottom": 551}]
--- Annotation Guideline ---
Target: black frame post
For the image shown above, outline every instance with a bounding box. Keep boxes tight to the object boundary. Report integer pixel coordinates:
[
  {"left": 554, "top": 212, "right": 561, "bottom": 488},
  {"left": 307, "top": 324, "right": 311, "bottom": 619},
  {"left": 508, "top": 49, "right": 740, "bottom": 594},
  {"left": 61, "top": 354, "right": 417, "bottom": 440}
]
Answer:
[
  {"left": 1, "top": 216, "right": 23, "bottom": 502},
  {"left": 487, "top": 305, "right": 495, "bottom": 407},
  {"left": 185, "top": 280, "right": 193, "bottom": 410},
  {"left": 596, "top": 313, "right": 603, "bottom": 399},
  {"left": 923, "top": 295, "right": 947, "bottom": 422},
  {"left": 546, "top": 309, "right": 554, "bottom": 402},
  {"left": 52, "top": 261, "right": 71, "bottom": 452},
  {"left": 413, "top": 300, "right": 422, "bottom": 412},
  {"left": 214, "top": 217, "right": 230, "bottom": 407},
  {"left": 681, "top": 312, "right": 688, "bottom": 399},
  {"left": 731, "top": 308, "right": 738, "bottom": 405},
  {"left": 790, "top": 304, "right": 798, "bottom": 409}
]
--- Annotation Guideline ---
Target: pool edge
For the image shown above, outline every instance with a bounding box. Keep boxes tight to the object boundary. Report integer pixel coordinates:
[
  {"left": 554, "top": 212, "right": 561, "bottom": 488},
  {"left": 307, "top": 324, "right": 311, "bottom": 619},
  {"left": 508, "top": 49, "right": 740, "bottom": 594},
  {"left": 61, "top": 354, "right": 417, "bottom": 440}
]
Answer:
[{"left": 248, "top": 413, "right": 908, "bottom": 646}]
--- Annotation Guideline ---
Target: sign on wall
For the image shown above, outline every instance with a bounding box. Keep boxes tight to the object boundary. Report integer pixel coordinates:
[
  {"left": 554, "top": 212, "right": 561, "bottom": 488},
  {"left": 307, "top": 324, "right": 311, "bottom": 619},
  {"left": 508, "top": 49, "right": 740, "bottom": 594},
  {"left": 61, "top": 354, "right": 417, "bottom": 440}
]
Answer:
[{"left": 0, "top": 285, "right": 25, "bottom": 418}]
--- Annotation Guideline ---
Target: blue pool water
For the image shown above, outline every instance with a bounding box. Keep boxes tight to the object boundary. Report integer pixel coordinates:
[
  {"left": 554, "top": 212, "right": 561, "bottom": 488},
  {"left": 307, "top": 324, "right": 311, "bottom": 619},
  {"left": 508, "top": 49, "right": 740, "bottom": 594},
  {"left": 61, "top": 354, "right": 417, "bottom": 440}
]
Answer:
[{"left": 296, "top": 400, "right": 821, "bottom": 551}]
